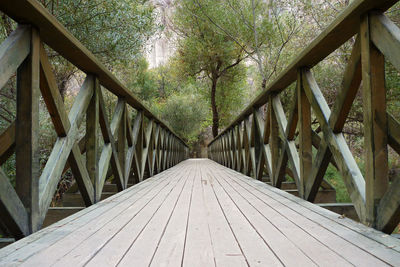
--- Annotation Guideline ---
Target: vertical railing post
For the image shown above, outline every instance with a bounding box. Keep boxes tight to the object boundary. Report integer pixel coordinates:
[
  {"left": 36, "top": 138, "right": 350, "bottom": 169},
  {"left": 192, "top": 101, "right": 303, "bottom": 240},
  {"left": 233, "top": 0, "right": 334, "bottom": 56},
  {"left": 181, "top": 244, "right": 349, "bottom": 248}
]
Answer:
[
  {"left": 269, "top": 96, "right": 280, "bottom": 186},
  {"left": 244, "top": 117, "right": 251, "bottom": 175},
  {"left": 235, "top": 124, "right": 241, "bottom": 172},
  {"left": 298, "top": 69, "right": 312, "bottom": 198},
  {"left": 361, "top": 13, "right": 388, "bottom": 226},
  {"left": 253, "top": 109, "right": 265, "bottom": 181},
  {"left": 86, "top": 75, "right": 99, "bottom": 202},
  {"left": 117, "top": 102, "right": 127, "bottom": 188},
  {"left": 16, "top": 26, "right": 40, "bottom": 233}
]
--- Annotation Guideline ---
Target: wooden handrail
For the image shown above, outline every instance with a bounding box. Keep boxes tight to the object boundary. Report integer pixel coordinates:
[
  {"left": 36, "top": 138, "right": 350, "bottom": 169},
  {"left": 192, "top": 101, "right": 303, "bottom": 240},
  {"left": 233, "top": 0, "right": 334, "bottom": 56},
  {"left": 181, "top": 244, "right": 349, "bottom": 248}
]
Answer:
[
  {"left": 0, "top": 1, "right": 189, "bottom": 240},
  {"left": 0, "top": 0, "right": 187, "bottom": 147},
  {"left": 208, "top": 0, "right": 400, "bottom": 234},
  {"left": 208, "top": 0, "right": 397, "bottom": 146}
]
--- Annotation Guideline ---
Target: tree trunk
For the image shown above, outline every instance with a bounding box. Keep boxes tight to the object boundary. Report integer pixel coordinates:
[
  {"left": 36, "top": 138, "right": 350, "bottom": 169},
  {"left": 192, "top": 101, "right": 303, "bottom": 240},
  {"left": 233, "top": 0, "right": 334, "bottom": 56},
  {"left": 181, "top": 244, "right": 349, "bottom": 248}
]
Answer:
[
  {"left": 261, "top": 78, "right": 267, "bottom": 90},
  {"left": 211, "top": 77, "right": 219, "bottom": 138}
]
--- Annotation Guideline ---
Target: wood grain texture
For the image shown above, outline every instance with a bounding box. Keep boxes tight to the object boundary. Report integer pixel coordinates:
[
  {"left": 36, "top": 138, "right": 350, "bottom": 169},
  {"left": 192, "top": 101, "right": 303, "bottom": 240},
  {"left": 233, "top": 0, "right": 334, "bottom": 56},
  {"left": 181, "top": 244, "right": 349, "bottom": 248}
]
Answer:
[
  {"left": 2, "top": 159, "right": 399, "bottom": 266},
  {"left": 361, "top": 14, "right": 388, "bottom": 225},
  {"left": 15, "top": 26, "right": 40, "bottom": 233}
]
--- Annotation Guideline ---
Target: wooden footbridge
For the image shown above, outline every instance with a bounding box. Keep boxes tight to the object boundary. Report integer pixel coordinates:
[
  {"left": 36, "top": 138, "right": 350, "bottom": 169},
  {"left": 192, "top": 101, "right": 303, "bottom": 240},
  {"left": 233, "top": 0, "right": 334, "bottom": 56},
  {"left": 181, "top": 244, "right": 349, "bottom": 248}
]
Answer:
[{"left": 1, "top": 0, "right": 400, "bottom": 266}]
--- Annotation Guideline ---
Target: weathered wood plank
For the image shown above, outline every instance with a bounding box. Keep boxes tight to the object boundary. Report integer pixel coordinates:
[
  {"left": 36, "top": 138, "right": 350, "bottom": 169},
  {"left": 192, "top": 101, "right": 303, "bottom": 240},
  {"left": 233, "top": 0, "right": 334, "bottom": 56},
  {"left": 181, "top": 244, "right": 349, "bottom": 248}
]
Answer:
[
  {"left": 149, "top": 168, "right": 194, "bottom": 265},
  {"left": 82, "top": 166, "right": 187, "bottom": 266},
  {"left": 224, "top": 165, "right": 400, "bottom": 263},
  {"left": 68, "top": 145, "right": 95, "bottom": 206},
  {"left": 305, "top": 37, "right": 361, "bottom": 202},
  {"left": 271, "top": 96, "right": 300, "bottom": 188},
  {"left": 361, "top": 14, "right": 388, "bottom": 226},
  {"left": 301, "top": 69, "right": 366, "bottom": 221},
  {"left": 206, "top": 166, "right": 283, "bottom": 266},
  {"left": 370, "top": 13, "right": 400, "bottom": 72},
  {"left": 223, "top": 166, "right": 393, "bottom": 266},
  {"left": 2, "top": 160, "right": 400, "bottom": 266},
  {"left": 0, "top": 25, "right": 30, "bottom": 90},
  {"left": 376, "top": 171, "right": 400, "bottom": 233},
  {"left": 0, "top": 166, "right": 182, "bottom": 264},
  {"left": 39, "top": 44, "right": 70, "bottom": 136},
  {"left": 216, "top": 168, "right": 354, "bottom": 266},
  {"left": 0, "top": 168, "right": 29, "bottom": 238},
  {"left": 388, "top": 113, "right": 400, "bottom": 154},
  {"left": 213, "top": 164, "right": 317, "bottom": 266},
  {"left": 38, "top": 75, "right": 94, "bottom": 221},
  {"left": 124, "top": 112, "right": 142, "bottom": 187},
  {"left": 182, "top": 163, "right": 216, "bottom": 267},
  {"left": 86, "top": 78, "right": 99, "bottom": 200},
  {"left": 0, "top": 122, "right": 15, "bottom": 165},
  {"left": 117, "top": 102, "right": 127, "bottom": 185},
  {"left": 117, "top": 166, "right": 192, "bottom": 266},
  {"left": 40, "top": 44, "right": 94, "bottom": 206},
  {"left": 297, "top": 70, "right": 312, "bottom": 198},
  {"left": 15, "top": 26, "right": 40, "bottom": 233}
]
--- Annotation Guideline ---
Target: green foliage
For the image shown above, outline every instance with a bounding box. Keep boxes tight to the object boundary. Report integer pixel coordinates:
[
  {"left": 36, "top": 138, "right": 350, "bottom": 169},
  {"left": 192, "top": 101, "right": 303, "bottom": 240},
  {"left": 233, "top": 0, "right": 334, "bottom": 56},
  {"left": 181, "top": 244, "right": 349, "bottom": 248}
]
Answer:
[
  {"left": 124, "top": 60, "right": 210, "bottom": 145},
  {"left": 171, "top": 0, "right": 256, "bottom": 136},
  {"left": 324, "top": 165, "right": 351, "bottom": 203},
  {"left": 215, "top": 65, "right": 248, "bottom": 126},
  {"left": 48, "top": 0, "right": 156, "bottom": 65},
  {"left": 156, "top": 92, "right": 208, "bottom": 145}
]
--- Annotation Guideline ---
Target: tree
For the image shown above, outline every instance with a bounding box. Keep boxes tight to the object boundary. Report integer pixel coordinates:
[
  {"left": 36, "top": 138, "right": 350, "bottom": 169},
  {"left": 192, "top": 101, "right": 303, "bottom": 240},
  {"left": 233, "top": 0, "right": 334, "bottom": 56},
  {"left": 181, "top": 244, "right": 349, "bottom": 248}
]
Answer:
[
  {"left": 171, "top": 0, "right": 252, "bottom": 137},
  {"left": 39, "top": 0, "right": 157, "bottom": 97},
  {"left": 157, "top": 91, "right": 208, "bottom": 145}
]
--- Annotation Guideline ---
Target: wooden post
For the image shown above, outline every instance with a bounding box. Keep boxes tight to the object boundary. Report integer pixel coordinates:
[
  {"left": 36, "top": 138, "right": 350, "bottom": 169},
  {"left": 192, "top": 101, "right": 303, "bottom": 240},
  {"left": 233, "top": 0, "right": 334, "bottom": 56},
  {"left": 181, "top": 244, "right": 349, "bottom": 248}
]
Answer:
[
  {"left": 298, "top": 70, "right": 312, "bottom": 198},
  {"left": 86, "top": 76, "right": 99, "bottom": 202},
  {"left": 269, "top": 96, "right": 280, "bottom": 186},
  {"left": 15, "top": 26, "right": 40, "bottom": 233},
  {"left": 117, "top": 103, "right": 127, "bottom": 187},
  {"left": 361, "top": 13, "right": 388, "bottom": 226}
]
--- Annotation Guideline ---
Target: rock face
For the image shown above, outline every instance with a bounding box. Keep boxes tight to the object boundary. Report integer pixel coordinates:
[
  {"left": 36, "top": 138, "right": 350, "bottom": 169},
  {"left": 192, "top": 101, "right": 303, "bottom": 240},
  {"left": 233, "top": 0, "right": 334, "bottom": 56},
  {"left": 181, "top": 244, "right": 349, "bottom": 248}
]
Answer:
[{"left": 147, "top": 0, "right": 175, "bottom": 68}]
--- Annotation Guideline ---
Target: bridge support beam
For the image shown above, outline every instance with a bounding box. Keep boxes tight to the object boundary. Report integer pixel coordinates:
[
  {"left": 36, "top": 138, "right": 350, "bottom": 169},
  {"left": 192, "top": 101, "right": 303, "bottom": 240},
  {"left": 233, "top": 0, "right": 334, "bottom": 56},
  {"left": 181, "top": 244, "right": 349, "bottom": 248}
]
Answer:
[
  {"left": 15, "top": 26, "right": 40, "bottom": 234},
  {"left": 361, "top": 13, "right": 389, "bottom": 227}
]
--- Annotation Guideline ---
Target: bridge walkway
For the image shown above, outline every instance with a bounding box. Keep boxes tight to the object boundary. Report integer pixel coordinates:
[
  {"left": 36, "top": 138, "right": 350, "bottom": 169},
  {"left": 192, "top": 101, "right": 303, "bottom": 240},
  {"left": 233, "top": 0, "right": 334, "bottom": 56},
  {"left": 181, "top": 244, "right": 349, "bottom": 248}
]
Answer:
[{"left": 1, "top": 159, "right": 400, "bottom": 266}]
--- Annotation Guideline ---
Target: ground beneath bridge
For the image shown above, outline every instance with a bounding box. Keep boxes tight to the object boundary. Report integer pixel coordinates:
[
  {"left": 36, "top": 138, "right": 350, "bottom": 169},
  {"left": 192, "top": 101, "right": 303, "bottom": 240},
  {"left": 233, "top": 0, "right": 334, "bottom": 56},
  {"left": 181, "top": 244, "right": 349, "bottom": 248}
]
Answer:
[{"left": 1, "top": 159, "right": 400, "bottom": 266}]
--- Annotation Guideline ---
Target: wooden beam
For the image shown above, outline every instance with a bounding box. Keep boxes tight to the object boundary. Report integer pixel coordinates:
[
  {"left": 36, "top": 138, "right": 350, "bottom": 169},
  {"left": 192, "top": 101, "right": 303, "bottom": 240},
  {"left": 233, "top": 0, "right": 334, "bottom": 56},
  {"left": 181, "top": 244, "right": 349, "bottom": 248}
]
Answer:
[
  {"left": 269, "top": 97, "right": 280, "bottom": 185},
  {"left": 301, "top": 69, "right": 366, "bottom": 221},
  {"left": 361, "top": 13, "right": 389, "bottom": 225},
  {"left": 370, "top": 13, "right": 400, "bottom": 73},
  {"left": 388, "top": 114, "right": 400, "bottom": 154},
  {"left": 0, "top": 25, "right": 30, "bottom": 90},
  {"left": 208, "top": 0, "right": 397, "bottom": 146},
  {"left": 39, "top": 44, "right": 70, "bottom": 136},
  {"left": 39, "top": 75, "right": 94, "bottom": 221},
  {"left": 124, "top": 111, "right": 142, "bottom": 187},
  {"left": 98, "top": 95, "right": 124, "bottom": 197},
  {"left": 15, "top": 26, "right": 40, "bottom": 233},
  {"left": 0, "top": 122, "right": 15, "bottom": 166},
  {"left": 117, "top": 102, "right": 127, "bottom": 186},
  {"left": 376, "top": 170, "right": 400, "bottom": 233},
  {"left": 67, "top": 145, "right": 94, "bottom": 206},
  {"left": 271, "top": 95, "right": 300, "bottom": 189},
  {"left": 252, "top": 109, "right": 265, "bottom": 180},
  {"left": 0, "top": 168, "right": 29, "bottom": 238},
  {"left": 40, "top": 45, "right": 94, "bottom": 206},
  {"left": 0, "top": 0, "right": 187, "bottom": 147},
  {"left": 298, "top": 70, "right": 312, "bottom": 198},
  {"left": 86, "top": 78, "right": 99, "bottom": 201},
  {"left": 305, "top": 37, "right": 361, "bottom": 202}
]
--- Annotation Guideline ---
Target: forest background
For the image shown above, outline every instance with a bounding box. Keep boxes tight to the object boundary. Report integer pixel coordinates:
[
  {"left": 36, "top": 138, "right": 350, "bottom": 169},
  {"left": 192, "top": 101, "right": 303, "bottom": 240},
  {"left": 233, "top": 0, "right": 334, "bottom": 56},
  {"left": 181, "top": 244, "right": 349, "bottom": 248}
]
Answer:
[{"left": 1, "top": 0, "right": 400, "bottom": 203}]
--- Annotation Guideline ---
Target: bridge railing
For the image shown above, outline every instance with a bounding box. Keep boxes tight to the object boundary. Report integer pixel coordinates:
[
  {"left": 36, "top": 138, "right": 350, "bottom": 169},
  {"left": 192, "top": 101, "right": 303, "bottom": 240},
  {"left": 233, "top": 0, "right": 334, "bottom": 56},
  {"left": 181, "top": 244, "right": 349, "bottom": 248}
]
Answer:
[
  {"left": 208, "top": 0, "right": 400, "bottom": 234},
  {"left": 0, "top": 0, "right": 188, "bottom": 239}
]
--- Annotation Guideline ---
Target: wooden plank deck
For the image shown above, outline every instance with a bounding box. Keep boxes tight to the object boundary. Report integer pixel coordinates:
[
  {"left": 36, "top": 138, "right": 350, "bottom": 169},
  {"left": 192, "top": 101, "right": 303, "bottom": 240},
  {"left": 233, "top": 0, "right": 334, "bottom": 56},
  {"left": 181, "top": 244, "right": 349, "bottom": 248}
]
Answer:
[{"left": 1, "top": 159, "right": 400, "bottom": 266}]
